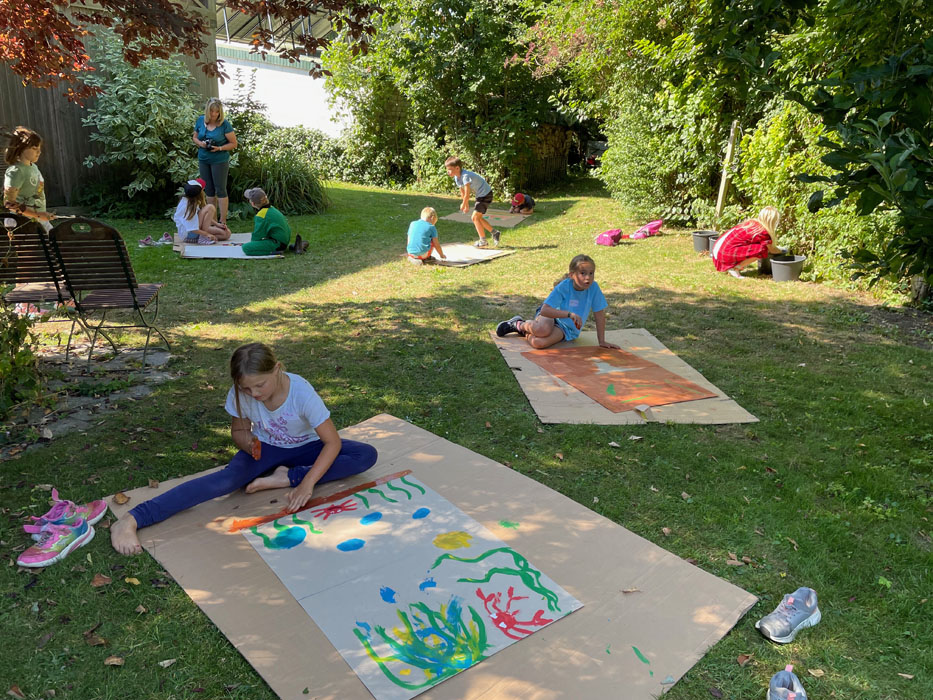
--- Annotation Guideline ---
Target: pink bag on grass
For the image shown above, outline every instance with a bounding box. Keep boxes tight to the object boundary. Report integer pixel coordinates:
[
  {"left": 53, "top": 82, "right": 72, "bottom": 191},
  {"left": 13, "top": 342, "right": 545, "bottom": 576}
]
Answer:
[
  {"left": 625, "top": 219, "right": 663, "bottom": 239},
  {"left": 595, "top": 229, "right": 623, "bottom": 246}
]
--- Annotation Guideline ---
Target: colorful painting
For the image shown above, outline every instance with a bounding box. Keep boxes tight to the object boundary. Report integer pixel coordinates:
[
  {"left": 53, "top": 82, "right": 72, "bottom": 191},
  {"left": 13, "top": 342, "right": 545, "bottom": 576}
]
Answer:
[
  {"left": 521, "top": 346, "right": 717, "bottom": 412},
  {"left": 241, "top": 475, "right": 582, "bottom": 700}
]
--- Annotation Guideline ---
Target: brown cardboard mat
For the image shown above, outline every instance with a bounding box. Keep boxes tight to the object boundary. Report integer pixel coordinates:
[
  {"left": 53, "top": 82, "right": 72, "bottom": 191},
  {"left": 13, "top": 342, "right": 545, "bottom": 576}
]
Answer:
[
  {"left": 429, "top": 243, "right": 515, "bottom": 267},
  {"left": 109, "top": 414, "right": 756, "bottom": 699},
  {"left": 494, "top": 329, "right": 758, "bottom": 425},
  {"left": 440, "top": 210, "right": 530, "bottom": 228}
]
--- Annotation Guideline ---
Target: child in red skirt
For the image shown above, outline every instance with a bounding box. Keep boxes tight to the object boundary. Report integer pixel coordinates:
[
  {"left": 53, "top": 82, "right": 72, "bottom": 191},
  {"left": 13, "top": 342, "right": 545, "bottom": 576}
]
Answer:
[{"left": 711, "top": 206, "right": 783, "bottom": 278}]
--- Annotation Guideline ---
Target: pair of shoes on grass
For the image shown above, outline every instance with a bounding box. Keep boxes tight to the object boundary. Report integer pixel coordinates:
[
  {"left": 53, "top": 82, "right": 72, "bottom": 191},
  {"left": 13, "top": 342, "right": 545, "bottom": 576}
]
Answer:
[
  {"left": 288, "top": 234, "right": 309, "bottom": 255},
  {"left": 16, "top": 489, "right": 108, "bottom": 568},
  {"left": 759, "top": 587, "right": 821, "bottom": 699},
  {"left": 496, "top": 315, "right": 525, "bottom": 337},
  {"left": 474, "top": 230, "right": 502, "bottom": 248},
  {"left": 138, "top": 233, "right": 174, "bottom": 248}
]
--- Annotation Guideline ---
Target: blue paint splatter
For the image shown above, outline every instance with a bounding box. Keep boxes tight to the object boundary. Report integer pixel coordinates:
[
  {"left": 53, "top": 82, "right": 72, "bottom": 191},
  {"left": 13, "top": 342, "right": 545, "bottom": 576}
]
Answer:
[
  {"left": 337, "top": 538, "right": 365, "bottom": 552},
  {"left": 355, "top": 621, "right": 372, "bottom": 636},
  {"left": 360, "top": 512, "right": 383, "bottom": 525},
  {"left": 419, "top": 577, "right": 437, "bottom": 592},
  {"left": 412, "top": 507, "right": 430, "bottom": 519},
  {"left": 380, "top": 586, "right": 397, "bottom": 603}
]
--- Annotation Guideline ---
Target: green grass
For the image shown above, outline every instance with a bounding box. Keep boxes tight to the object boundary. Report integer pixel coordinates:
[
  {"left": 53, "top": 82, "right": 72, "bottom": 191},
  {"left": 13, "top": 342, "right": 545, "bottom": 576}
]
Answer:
[{"left": 2, "top": 178, "right": 931, "bottom": 699}]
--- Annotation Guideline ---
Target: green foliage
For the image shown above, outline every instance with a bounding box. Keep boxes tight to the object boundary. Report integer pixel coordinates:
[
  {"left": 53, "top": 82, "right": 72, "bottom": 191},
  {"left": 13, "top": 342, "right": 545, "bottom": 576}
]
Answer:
[
  {"left": 0, "top": 301, "right": 42, "bottom": 419},
  {"left": 410, "top": 135, "right": 457, "bottom": 194},
  {"left": 80, "top": 32, "right": 200, "bottom": 215}
]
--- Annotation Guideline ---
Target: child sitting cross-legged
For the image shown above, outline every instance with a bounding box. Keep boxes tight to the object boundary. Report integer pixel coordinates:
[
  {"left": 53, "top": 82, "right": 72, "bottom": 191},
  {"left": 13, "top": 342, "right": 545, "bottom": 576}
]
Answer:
[
  {"left": 171, "top": 178, "right": 229, "bottom": 247},
  {"left": 406, "top": 206, "right": 445, "bottom": 265}
]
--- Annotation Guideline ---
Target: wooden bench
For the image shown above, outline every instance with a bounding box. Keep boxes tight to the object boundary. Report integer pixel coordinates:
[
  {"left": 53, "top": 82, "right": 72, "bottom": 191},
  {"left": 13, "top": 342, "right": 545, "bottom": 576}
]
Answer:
[
  {"left": 49, "top": 217, "right": 169, "bottom": 365},
  {"left": 0, "top": 213, "right": 73, "bottom": 308}
]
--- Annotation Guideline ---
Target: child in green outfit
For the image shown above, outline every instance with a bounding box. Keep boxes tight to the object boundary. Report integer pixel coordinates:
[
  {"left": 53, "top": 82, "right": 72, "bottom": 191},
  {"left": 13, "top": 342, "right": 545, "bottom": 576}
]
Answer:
[
  {"left": 3, "top": 127, "right": 54, "bottom": 231},
  {"left": 243, "top": 188, "right": 292, "bottom": 256}
]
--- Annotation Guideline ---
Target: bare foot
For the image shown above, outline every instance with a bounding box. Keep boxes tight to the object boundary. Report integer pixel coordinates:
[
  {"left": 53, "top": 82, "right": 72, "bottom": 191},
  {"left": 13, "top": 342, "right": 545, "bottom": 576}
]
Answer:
[
  {"left": 111, "top": 514, "right": 142, "bottom": 555},
  {"left": 245, "top": 465, "right": 290, "bottom": 494}
]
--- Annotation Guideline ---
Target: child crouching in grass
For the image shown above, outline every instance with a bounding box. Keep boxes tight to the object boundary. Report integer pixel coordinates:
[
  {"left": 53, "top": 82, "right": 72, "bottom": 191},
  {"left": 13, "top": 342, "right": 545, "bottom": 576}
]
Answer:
[
  {"left": 496, "top": 254, "right": 620, "bottom": 350},
  {"left": 406, "top": 206, "right": 445, "bottom": 265}
]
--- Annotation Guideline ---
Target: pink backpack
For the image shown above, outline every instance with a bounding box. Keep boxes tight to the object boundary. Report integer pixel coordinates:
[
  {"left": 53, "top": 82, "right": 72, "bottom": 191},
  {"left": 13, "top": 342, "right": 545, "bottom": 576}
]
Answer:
[
  {"left": 625, "top": 219, "right": 663, "bottom": 240},
  {"left": 595, "top": 229, "right": 623, "bottom": 246}
]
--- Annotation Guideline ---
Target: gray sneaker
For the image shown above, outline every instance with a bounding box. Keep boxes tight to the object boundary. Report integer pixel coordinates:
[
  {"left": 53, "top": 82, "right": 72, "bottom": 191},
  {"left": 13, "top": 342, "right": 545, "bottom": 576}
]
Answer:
[
  {"left": 496, "top": 315, "right": 525, "bottom": 337},
  {"left": 491, "top": 229, "right": 502, "bottom": 247},
  {"left": 474, "top": 238, "right": 488, "bottom": 248},
  {"left": 767, "top": 665, "right": 808, "bottom": 700},
  {"left": 756, "top": 587, "right": 821, "bottom": 644}
]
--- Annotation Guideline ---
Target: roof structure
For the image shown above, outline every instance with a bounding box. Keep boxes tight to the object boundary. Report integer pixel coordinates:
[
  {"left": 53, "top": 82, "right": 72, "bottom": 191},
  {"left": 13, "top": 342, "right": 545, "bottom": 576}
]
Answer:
[{"left": 214, "top": 1, "right": 334, "bottom": 57}]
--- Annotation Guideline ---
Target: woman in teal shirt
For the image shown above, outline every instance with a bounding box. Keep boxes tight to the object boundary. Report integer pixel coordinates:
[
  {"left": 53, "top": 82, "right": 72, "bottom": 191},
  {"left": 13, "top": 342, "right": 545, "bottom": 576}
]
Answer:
[{"left": 192, "top": 98, "right": 238, "bottom": 226}]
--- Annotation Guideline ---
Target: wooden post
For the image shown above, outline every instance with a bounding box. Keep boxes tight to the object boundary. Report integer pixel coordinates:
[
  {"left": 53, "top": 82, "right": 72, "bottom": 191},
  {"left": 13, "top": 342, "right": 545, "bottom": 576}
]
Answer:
[{"left": 715, "top": 120, "right": 739, "bottom": 227}]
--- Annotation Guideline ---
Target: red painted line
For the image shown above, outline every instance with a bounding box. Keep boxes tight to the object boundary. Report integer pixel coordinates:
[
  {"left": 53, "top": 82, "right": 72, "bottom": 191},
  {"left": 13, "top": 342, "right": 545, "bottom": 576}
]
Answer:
[{"left": 228, "top": 469, "right": 413, "bottom": 533}]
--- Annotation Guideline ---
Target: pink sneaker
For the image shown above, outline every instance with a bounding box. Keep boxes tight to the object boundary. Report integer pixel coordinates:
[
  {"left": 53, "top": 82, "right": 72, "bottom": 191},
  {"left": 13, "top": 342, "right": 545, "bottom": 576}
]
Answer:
[
  {"left": 16, "top": 519, "right": 95, "bottom": 568},
  {"left": 25, "top": 488, "right": 107, "bottom": 540},
  {"left": 157, "top": 232, "right": 174, "bottom": 245}
]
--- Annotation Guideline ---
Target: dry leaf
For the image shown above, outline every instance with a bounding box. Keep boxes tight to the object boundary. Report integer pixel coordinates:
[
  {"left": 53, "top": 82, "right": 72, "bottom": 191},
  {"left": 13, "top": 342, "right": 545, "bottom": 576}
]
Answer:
[
  {"left": 135, "top": 605, "right": 147, "bottom": 614},
  {"left": 681, "top": 491, "right": 691, "bottom": 500},
  {"left": 649, "top": 485, "right": 659, "bottom": 493},
  {"left": 786, "top": 537, "right": 799, "bottom": 551},
  {"left": 8, "top": 685, "right": 26, "bottom": 699},
  {"left": 620, "top": 588, "right": 641, "bottom": 594},
  {"left": 103, "top": 656, "right": 124, "bottom": 666},
  {"left": 112, "top": 493, "right": 129, "bottom": 505},
  {"left": 709, "top": 688, "right": 723, "bottom": 699},
  {"left": 158, "top": 659, "right": 177, "bottom": 669},
  {"left": 84, "top": 634, "right": 107, "bottom": 647},
  {"left": 608, "top": 441, "right": 620, "bottom": 448},
  {"left": 628, "top": 435, "right": 643, "bottom": 441},
  {"left": 148, "top": 479, "right": 159, "bottom": 489},
  {"left": 726, "top": 559, "right": 744, "bottom": 566},
  {"left": 555, "top": 452, "right": 564, "bottom": 461},
  {"left": 91, "top": 574, "right": 112, "bottom": 587},
  {"left": 124, "top": 577, "right": 140, "bottom": 586},
  {"left": 592, "top": 496, "right": 599, "bottom": 504},
  {"left": 661, "top": 527, "right": 672, "bottom": 536},
  {"left": 484, "top": 422, "right": 492, "bottom": 429},
  {"left": 807, "top": 669, "right": 825, "bottom": 678},
  {"left": 737, "top": 653, "right": 753, "bottom": 667},
  {"left": 742, "top": 555, "right": 753, "bottom": 564},
  {"left": 897, "top": 673, "right": 914, "bottom": 680}
]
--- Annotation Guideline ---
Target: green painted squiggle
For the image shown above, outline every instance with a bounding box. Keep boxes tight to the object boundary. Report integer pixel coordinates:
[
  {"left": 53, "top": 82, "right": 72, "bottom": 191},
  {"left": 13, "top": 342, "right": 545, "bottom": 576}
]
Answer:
[
  {"left": 291, "top": 514, "right": 322, "bottom": 533},
  {"left": 399, "top": 476, "right": 426, "bottom": 494},
  {"left": 385, "top": 481, "right": 412, "bottom": 499},
  {"left": 353, "top": 492, "right": 371, "bottom": 509},
  {"left": 366, "top": 486, "right": 398, "bottom": 503},
  {"left": 431, "top": 546, "right": 562, "bottom": 612}
]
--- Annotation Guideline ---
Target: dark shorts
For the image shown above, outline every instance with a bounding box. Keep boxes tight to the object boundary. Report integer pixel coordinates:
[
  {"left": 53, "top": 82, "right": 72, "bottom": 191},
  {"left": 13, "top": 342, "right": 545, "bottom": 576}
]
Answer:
[{"left": 474, "top": 193, "right": 493, "bottom": 214}]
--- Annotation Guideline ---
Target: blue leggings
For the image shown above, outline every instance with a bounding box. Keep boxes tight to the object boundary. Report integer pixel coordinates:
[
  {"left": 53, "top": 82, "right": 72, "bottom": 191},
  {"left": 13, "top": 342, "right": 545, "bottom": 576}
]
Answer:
[
  {"left": 130, "top": 439, "right": 378, "bottom": 528},
  {"left": 198, "top": 160, "right": 230, "bottom": 198}
]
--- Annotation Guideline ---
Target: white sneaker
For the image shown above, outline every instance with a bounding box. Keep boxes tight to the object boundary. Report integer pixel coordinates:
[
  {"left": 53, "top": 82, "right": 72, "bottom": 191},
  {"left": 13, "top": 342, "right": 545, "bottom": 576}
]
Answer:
[
  {"left": 727, "top": 268, "right": 744, "bottom": 279},
  {"left": 474, "top": 238, "right": 488, "bottom": 248}
]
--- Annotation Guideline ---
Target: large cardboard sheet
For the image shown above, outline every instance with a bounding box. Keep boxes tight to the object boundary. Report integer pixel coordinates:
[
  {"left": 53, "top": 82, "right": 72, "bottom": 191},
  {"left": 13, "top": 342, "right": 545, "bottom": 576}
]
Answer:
[
  {"left": 440, "top": 210, "right": 530, "bottom": 228},
  {"left": 429, "top": 243, "right": 514, "bottom": 267},
  {"left": 109, "top": 414, "right": 757, "bottom": 699},
  {"left": 494, "top": 329, "right": 758, "bottom": 425},
  {"left": 172, "top": 232, "right": 253, "bottom": 252},
  {"left": 521, "top": 346, "right": 718, "bottom": 412},
  {"left": 244, "top": 474, "right": 582, "bottom": 700},
  {"left": 181, "top": 244, "right": 283, "bottom": 260}
]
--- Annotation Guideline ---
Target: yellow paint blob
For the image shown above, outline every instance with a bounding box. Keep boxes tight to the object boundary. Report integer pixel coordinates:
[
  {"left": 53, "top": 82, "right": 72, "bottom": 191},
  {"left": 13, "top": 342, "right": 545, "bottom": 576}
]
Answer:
[
  {"left": 432, "top": 530, "right": 473, "bottom": 550},
  {"left": 399, "top": 669, "right": 411, "bottom": 676}
]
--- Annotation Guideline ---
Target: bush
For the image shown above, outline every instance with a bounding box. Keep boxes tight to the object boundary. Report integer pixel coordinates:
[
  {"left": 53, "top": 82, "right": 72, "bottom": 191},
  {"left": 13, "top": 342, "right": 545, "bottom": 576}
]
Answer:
[
  {"left": 410, "top": 134, "right": 457, "bottom": 194},
  {"left": 0, "top": 302, "right": 42, "bottom": 420},
  {"left": 80, "top": 32, "right": 200, "bottom": 216}
]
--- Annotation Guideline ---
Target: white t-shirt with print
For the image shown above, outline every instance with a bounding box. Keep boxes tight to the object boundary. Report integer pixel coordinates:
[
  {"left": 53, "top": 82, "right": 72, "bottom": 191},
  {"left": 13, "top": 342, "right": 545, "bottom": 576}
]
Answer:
[
  {"left": 224, "top": 372, "right": 330, "bottom": 448},
  {"left": 173, "top": 198, "right": 199, "bottom": 237}
]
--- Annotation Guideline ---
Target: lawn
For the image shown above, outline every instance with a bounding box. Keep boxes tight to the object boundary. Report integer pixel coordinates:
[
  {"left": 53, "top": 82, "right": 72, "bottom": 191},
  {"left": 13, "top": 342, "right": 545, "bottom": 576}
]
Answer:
[{"left": 1, "top": 178, "right": 931, "bottom": 699}]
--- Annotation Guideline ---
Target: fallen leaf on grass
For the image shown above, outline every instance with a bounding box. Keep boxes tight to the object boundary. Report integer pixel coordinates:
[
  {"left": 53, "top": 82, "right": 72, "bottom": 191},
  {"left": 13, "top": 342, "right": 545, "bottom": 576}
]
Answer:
[
  {"left": 608, "top": 441, "right": 620, "bottom": 448},
  {"left": 91, "top": 574, "right": 112, "bottom": 587},
  {"left": 135, "top": 605, "right": 147, "bottom": 614},
  {"left": 555, "top": 452, "right": 563, "bottom": 461},
  {"left": 103, "top": 656, "right": 124, "bottom": 666},
  {"left": 158, "top": 659, "right": 176, "bottom": 669},
  {"left": 742, "top": 556, "right": 753, "bottom": 564},
  {"left": 737, "top": 653, "right": 753, "bottom": 667},
  {"left": 112, "top": 493, "right": 129, "bottom": 506},
  {"left": 725, "top": 551, "right": 744, "bottom": 566},
  {"left": 898, "top": 673, "right": 914, "bottom": 680},
  {"left": 709, "top": 688, "right": 723, "bottom": 698},
  {"left": 484, "top": 422, "right": 491, "bottom": 429},
  {"left": 807, "top": 669, "right": 825, "bottom": 678},
  {"left": 628, "top": 435, "right": 643, "bottom": 441},
  {"left": 84, "top": 634, "right": 107, "bottom": 647},
  {"left": 661, "top": 527, "right": 672, "bottom": 536},
  {"left": 148, "top": 479, "right": 159, "bottom": 489},
  {"left": 649, "top": 486, "right": 659, "bottom": 492},
  {"left": 7, "top": 686, "right": 26, "bottom": 699},
  {"left": 592, "top": 497, "right": 599, "bottom": 504},
  {"left": 786, "top": 537, "right": 799, "bottom": 551},
  {"left": 124, "top": 577, "right": 140, "bottom": 586},
  {"left": 681, "top": 491, "right": 691, "bottom": 500},
  {"left": 620, "top": 588, "right": 640, "bottom": 594},
  {"left": 37, "top": 632, "right": 53, "bottom": 649}
]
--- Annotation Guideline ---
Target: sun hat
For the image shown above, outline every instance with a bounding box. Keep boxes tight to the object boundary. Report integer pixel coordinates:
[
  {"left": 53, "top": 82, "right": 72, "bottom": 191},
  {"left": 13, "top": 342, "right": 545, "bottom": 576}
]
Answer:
[
  {"left": 510, "top": 193, "right": 525, "bottom": 207},
  {"left": 184, "top": 178, "right": 206, "bottom": 197}
]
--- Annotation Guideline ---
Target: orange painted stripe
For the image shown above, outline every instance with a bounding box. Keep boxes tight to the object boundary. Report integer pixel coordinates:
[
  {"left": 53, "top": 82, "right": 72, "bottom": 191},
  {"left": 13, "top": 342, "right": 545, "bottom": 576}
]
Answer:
[{"left": 227, "top": 469, "right": 413, "bottom": 533}]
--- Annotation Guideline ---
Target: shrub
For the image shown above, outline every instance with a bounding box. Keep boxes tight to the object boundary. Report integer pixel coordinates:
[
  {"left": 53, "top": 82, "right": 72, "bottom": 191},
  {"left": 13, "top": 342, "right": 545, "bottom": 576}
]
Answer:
[
  {"left": 0, "top": 302, "right": 42, "bottom": 420},
  {"left": 410, "top": 134, "right": 456, "bottom": 194},
  {"left": 80, "top": 32, "right": 200, "bottom": 216}
]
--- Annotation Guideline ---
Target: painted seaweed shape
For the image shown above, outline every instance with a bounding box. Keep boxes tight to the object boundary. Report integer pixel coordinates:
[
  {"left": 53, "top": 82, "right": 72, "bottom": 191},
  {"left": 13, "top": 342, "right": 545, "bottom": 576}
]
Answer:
[
  {"left": 353, "top": 596, "right": 489, "bottom": 690},
  {"left": 431, "top": 546, "right": 562, "bottom": 612},
  {"left": 250, "top": 514, "right": 321, "bottom": 550}
]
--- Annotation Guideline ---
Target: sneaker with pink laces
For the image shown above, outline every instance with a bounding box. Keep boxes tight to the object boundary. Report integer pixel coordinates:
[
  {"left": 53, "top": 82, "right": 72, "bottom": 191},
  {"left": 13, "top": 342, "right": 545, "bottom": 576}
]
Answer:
[
  {"left": 138, "top": 235, "right": 157, "bottom": 248},
  {"left": 17, "top": 519, "right": 95, "bottom": 567},
  {"left": 24, "top": 488, "right": 107, "bottom": 540},
  {"left": 157, "top": 232, "right": 174, "bottom": 245},
  {"left": 197, "top": 235, "right": 216, "bottom": 245}
]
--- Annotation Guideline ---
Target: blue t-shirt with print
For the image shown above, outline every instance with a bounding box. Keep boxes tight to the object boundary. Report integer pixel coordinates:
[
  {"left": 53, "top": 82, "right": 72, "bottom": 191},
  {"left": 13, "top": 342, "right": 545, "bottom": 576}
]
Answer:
[
  {"left": 195, "top": 115, "right": 233, "bottom": 164},
  {"left": 542, "top": 278, "right": 608, "bottom": 341},
  {"left": 454, "top": 169, "right": 492, "bottom": 198},
  {"left": 407, "top": 219, "right": 438, "bottom": 255}
]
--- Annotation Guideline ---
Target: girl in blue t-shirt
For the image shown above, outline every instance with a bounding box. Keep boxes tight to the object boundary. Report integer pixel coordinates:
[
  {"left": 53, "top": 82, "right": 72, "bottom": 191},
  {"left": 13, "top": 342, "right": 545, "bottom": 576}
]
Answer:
[
  {"left": 496, "top": 254, "right": 621, "bottom": 350},
  {"left": 110, "top": 342, "right": 378, "bottom": 555}
]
